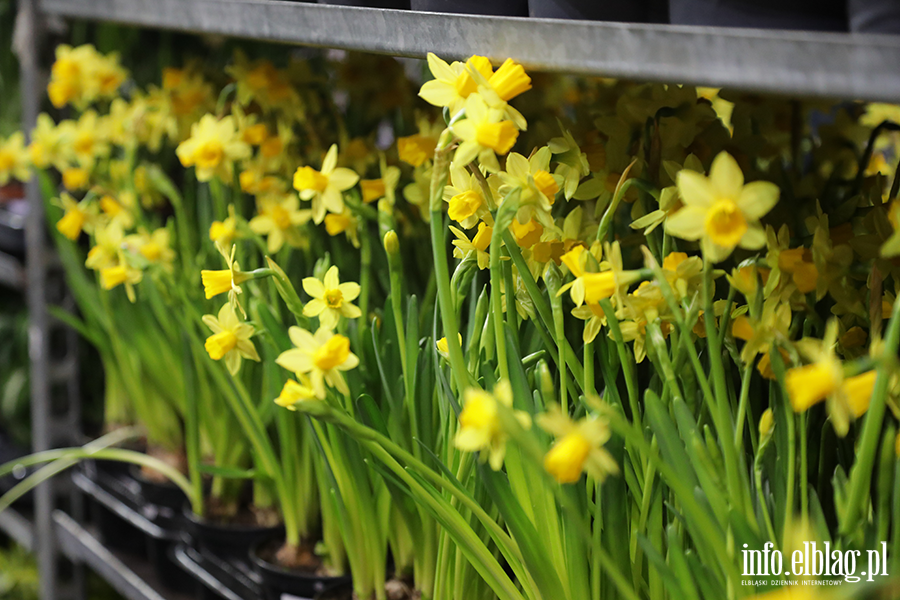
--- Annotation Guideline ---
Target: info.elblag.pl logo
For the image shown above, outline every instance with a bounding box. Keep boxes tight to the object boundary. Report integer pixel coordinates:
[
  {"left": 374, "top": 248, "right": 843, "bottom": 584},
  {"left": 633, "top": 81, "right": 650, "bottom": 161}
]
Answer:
[{"left": 741, "top": 542, "right": 890, "bottom": 585}]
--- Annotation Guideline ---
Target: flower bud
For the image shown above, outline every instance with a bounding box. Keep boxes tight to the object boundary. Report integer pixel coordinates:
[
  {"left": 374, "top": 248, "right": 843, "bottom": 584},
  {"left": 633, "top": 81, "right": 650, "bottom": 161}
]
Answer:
[
  {"left": 759, "top": 408, "right": 775, "bottom": 442},
  {"left": 383, "top": 230, "right": 399, "bottom": 256}
]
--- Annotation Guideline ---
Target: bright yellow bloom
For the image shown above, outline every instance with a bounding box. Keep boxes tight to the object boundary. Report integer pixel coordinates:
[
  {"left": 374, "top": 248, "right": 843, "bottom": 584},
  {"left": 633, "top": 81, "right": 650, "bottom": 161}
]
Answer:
[
  {"left": 666, "top": 151, "right": 779, "bottom": 263},
  {"left": 538, "top": 405, "right": 618, "bottom": 484},
  {"left": 62, "top": 167, "right": 90, "bottom": 191},
  {"left": 443, "top": 162, "right": 493, "bottom": 229},
  {"left": 786, "top": 363, "right": 840, "bottom": 413},
  {"left": 450, "top": 94, "right": 519, "bottom": 172},
  {"left": 56, "top": 193, "right": 95, "bottom": 241},
  {"left": 509, "top": 218, "right": 543, "bottom": 249},
  {"left": 0, "top": 132, "right": 31, "bottom": 185},
  {"left": 127, "top": 228, "right": 175, "bottom": 270},
  {"left": 397, "top": 134, "right": 437, "bottom": 167},
  {"left": 418, "top": 53, "right": 493, "bottom": 116},
  {"left": 100, "top": 262, "right": 141, "bottom": 292},
  {"left": 209, "top": 207, "right": 238, "bottom": 246},
  {"left": 360, "top": 179, "right": 386, "bottom": 204},
  {"left": 249, "top": 194, "right": 311, "bottom": 253},
  {"left": 65, "top": 110, "right": 111, "bottom": 168},
  {"left": 48, "top": 45, "right": 126, "bottom": 108},
  {"left": 450, "top": 222, "right": 493, "bottom": 270},
  {"left": 276, "top": 326, "right": 359, "bottom": 399},
  {"left": 202, "top": 302, "right": 261, "bottom": 375},
  {"left": 486, "top": 58, "right": 532, "bottom": 102},
  {"left": 293, "top": 144, "right": 359, "bottom": 224},
  {"left": 200, "top": 244, "right": 251, "bottom": 316},
  {"left": 274, "top": 376, "right": 317, "bottom": 411},
  {"left": 786, "top": 320, "right": 872, "bottom": 436},
  {"left": 176, "top": 114, "right": 251, "bottom": 182},
  {"left": 302, "top": 266, "right": 361, "bottom": 330},
  {"left": 29, "top": 114, "right": 68, "bottom": 171},
  {"left": 85, "top": 222, "right": 125, "bottom": 271},
  {"left": 498, "top": 148, "right": 558, "bottom": 227},
  {"left": 436, "top": 333, "right": 463, "bottom": 361},
  {"left": 455, "top": 380, "right": 531, "bottom": 471}
]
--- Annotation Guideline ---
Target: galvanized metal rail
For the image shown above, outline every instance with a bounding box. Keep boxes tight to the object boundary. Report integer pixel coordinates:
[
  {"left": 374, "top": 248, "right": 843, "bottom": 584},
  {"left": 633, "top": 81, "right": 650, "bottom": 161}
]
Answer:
[{"left": 37, "top": 0, "right": 900, "bottom": 102}]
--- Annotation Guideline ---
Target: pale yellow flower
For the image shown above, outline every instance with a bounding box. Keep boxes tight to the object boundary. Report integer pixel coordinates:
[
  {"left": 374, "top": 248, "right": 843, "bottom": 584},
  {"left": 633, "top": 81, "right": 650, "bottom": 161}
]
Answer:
[
  {"left": 302, "top": 266, "right": 361, "bottom": 330},
  {"left": 418, "top": 53, "right": 493, "bottom": 117},
  {"left": 176, "top": 114, "right": 251, "bottom": 182},
  {"left": 249, "top": 194, "right": 311, "bottom": 253},
  {"left": 293, "top": 144, "right": 359, "bottom": 224},
  {"left": 276, "top": 326, "right": 359, "bottom": 399},
  {"left": 454, "top": 380, "right": 531, "bottom": 471},
  {"left": 538, "top": 405, "right": 618, "bottom": 484},
  {"left": 202, "top": 302, "right": 261, "bottom": 375},
  {"left": 666, "top": 151, "right": 778, "bottom": 263}
]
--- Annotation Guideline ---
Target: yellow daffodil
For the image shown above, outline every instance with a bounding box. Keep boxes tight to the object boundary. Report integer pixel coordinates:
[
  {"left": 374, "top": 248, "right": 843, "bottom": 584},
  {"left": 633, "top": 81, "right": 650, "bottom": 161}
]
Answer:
[
  {"left": 436, "top": 333, "right": 463, "bottom": 361},
  {"left": 55, "top": 193, "right": 95, "bottom": 241},
  {"left": 29, "top": 113, "right": 68, "bottom": 171},
  {"left": 64, "top": 110, "right": 111, "bottom": 168},
  {"left": 176, "top": 114, "right": 251, "bottom": 182},
  {"left": 443, "top": 162, "right": 493, "bottom": 229},
  {"left": 85, "top": 222, "right": 125, "bottom": 271},
  {"left": 397, "top": 134, "right": 437, "bottom": 167},
  {"left": 666, "top": 151, "right": 779, "bottom": 263},
  {"left": 293, "top": 144, "right": 359, "bottom": 224},
  {"left": 209, "top": 206, "right": 239, "bottom": 246},
  {"left": 324, "top": 211, "right": 360, "bottom": 248},
  {"left": 249, "top": 194, "right": 311, "bottom": 253},
  {"left": 99, "top": 253, "right": 143, "bottom": 303},
  {"left": 200, "top": 244, "right": 252, "bottom": 316},
  {"left": 450, "top": 94, "right": 519, "bottom": 173},
  {"left": 202, "top": 302, "right": 261, "bottom": 375},
  {"left": 418, "top": 53, "right": 493, "bottom": 117},
  {"left": 537, "top": 405, "right": 618, "bottom": 484},
  {"left": 450, "top": 222, "right": 493, "bottom": 270},
  {"left": 0, "top": 132, "right": 31, "bottom": 185},
  {"left": 786, "top": 320, "right": 874, "bottom": 436},
  {"left": 62, "top": 167, "right": 90, "bottom": 191},
  {"left": 302, "top": 266, "right": 361, "bottom": 329},
  {"left": 454, "top": 380, "right": 531, "bottom": 471},
  {"left": 126, "top": 227, "right": 175, "bottom": 270},
  {"left": 498, "top": 148, "right": 560, "bottom": 228},
  {"left": 274, "top": 376, "right": 318, "bottom": 411},
  {"left": 275, "top": 326, "right": 359, "bottom": 399}
]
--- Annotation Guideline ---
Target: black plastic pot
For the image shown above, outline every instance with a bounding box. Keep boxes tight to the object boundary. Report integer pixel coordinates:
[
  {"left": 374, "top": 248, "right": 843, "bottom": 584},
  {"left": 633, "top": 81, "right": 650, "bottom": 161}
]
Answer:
[
  {"left": 130, "top": 464, "right": 187, "bottom": 515},
  {"left": 849, "top": 0, "right": 900, "bottom": 33},
  {"left": 315, "top": 579, "right": 354, "bottom": 600},
  {"left": 668, "top": 0, "right": 847, "bottom": 31},
  {"left": 318, "top": 0, "right": 410, "bottom": 7},
  {"left": 250, "top": 537, "right": 352, "bottom": 600},
  {"left": 186, "top": 507, "right": 284, "bottom": 562},
  {"left": 529, "top": 0, "right": 649, "bottom": 21},
  {"left": 173, "top": 543, "right": 260, "bottom": 600},
  {"left": 411, "top": 0, "right": 528, "bottom": 16},
  {"left": 73, "top": 467, "right": 193, "bottom": 592}
]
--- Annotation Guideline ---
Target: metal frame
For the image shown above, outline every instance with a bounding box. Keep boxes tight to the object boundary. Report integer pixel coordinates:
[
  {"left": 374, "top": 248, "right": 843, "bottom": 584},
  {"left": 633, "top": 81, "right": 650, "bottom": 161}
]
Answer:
[
  {"left": 36, "top": 0, "right": 900, "bottom": 102},
  {"left": 12, "top": 1, "right": 900, "bottom": 599}
]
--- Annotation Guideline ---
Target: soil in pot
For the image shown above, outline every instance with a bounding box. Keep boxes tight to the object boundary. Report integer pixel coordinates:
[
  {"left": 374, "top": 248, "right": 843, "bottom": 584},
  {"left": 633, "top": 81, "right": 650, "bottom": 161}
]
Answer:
[
  {"left": 251, "top": 537, "right": 351, "bottom": 600},
  {"left": 411, "top": 0, "right": 528, "bottom": 17},
  {"left": 529, "top": 0, "right": 649, "bottom": 22},
  {"left": 668, "top": 0, "right": 847, "bottom": 31},
  {"left": 318, "top": 0, "right": 410, "bottom": 7},
  {"left": 186, "top": 500, "right": 282, "bottom": 562},
  {"left": 314, "top": 577, "right": 417, "bottom": 600}
]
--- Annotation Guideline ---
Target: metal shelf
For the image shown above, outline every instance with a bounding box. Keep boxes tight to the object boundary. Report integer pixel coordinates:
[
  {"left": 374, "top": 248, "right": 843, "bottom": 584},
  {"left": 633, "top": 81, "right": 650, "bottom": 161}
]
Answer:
[
  {"left": 0, "top": 249, "right": 25, "bottom": 290},
  {"left": 38, "top": 0, "right": 900, "bottom": 102},
  {"left": 53, "top": 510, "right": 194, "bottom": 600},
  {"left": 0, "top": 506, "right": 34, "bottom": 551}
]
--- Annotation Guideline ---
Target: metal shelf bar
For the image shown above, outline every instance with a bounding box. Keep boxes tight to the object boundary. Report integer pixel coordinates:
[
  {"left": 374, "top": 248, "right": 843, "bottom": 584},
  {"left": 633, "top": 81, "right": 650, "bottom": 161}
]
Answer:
[
  {"left": 38, "top": 0, "right": 900, "bottom": 102},
  {"left": 0, "top": 506, "right": 34, "bottom": 551},
  {"left": 53, "top": 511, "right": 193, "bottom": 600},
  {"left": 0, "top": 249, "right": 24, "bottom": 290}
]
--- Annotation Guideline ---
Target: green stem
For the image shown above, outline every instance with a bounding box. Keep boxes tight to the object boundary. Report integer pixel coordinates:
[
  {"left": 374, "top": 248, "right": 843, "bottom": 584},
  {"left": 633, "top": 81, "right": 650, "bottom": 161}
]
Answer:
[
  {"left": 429, "top": 138, "right": 472, "bottom": 393},
  {"left": 841, "top": 294, "right": 900, "bottom": 533}
]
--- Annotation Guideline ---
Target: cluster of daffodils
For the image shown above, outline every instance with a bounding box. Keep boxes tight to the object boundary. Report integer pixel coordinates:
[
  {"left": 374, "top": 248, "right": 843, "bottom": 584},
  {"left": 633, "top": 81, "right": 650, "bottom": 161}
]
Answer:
[{"left": 10, "top": 41, "right": 900, "bottom": 599}]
